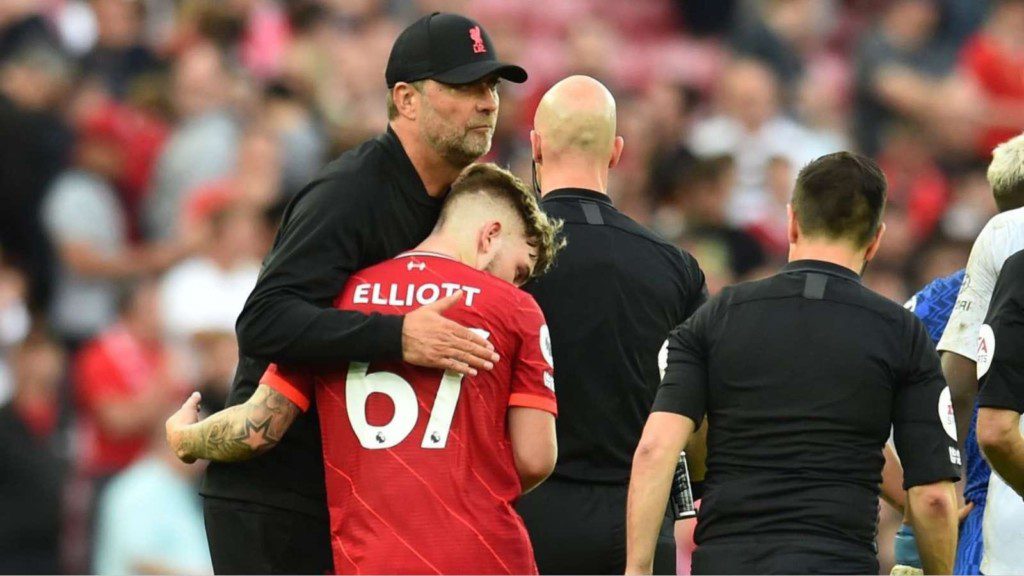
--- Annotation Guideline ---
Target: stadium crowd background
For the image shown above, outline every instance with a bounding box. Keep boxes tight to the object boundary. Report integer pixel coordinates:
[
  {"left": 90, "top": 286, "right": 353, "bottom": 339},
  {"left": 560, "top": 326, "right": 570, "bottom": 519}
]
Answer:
[{"left": 0, "top": 0, "right": 1021, "bottom": 573}]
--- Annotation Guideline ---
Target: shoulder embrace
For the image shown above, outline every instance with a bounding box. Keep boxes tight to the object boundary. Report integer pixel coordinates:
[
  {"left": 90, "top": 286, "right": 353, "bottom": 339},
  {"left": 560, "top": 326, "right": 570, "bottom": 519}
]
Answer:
[{"left": 291, "top": 170, "right": 379, "bottom": 220}]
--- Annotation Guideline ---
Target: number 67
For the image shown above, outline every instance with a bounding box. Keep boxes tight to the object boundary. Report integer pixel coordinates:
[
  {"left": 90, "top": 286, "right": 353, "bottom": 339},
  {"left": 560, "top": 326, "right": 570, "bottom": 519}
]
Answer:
[{"left": 346, "top": 329, "right": 489, "bottom": 450}]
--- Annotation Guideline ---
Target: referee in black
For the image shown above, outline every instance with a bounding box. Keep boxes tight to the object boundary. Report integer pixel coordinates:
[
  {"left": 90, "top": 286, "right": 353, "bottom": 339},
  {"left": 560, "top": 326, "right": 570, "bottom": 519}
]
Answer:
[
  {"left": 197, "top": 13, "right": 525, "bottom": 574},
  {"left": 514, "top": 75, "right": 707, "bottom": 574},
  {"left": 626, "top": 152, "right": 961, "bottom": 575},
  {"left": 976, "top": 249, "right": 1024, "bottom": 574}
]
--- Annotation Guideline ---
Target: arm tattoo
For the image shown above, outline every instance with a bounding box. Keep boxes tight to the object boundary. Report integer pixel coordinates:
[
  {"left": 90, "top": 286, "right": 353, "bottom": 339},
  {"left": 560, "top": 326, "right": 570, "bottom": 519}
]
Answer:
[{"left": 178, "top": 384, "right": 301, "bottom": 462}]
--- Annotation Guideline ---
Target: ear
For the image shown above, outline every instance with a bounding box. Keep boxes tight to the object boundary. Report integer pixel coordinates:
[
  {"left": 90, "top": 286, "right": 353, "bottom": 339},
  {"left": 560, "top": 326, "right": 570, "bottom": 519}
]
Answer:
[
  {"left": 609, "top": 135, "right": 624, "bottom": 169},
  {"left": 530, "top": 130, "right": 542, "bottom": 164},
  {"left": 393, "top": 82, "right": 421, "bottom": 121},
  {"left": 863, "top": 222, "right": 886, "bottom": 262},
  {"left": 787, "top": 204, "right": 799, "bottom": 245},
  {"left": 478, "top": 220, "right": 503, "bottom": 251}
]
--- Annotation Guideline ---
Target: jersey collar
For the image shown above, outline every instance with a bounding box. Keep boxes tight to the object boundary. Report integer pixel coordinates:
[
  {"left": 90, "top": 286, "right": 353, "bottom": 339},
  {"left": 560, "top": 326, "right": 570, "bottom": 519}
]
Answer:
[
  {"left": 542, "top": 187, "right": 614, "bottom": 207},
  {"left": 782, "top": 259, "right": 862, "bottom": 283},
  {"left": 395, "top": 250, "right": 457, "bottom": 261}
]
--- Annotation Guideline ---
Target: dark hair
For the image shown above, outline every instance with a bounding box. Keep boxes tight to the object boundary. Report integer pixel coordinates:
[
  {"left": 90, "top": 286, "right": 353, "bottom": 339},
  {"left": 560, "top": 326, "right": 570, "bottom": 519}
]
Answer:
[
  {"left": 442, "top": 163, "right": 565, "bottom": 279},
  {"left": 791, "top": 152, "right": 887, "bottom": 247}
]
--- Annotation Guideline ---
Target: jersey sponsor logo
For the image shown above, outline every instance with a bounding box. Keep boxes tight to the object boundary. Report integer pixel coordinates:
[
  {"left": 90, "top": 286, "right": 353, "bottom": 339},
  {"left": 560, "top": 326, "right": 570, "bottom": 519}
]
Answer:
[
  {"left": 352, "top": 282, "right": 482, "bottom": 307},
  {"left": 950, "top": 446, "right": 962, "bottom": 466},
  {"left": 977, "top": 324, "right": 995, "bottom": 379},
  {"left": 407, "top": 260, "right": 426, "bottom": 271},
  {"left": 938, "top": 387, "right": 957, "bottom": 441},
  {"left": 539, "top": 324, "right": 553, "bottom": 368}
]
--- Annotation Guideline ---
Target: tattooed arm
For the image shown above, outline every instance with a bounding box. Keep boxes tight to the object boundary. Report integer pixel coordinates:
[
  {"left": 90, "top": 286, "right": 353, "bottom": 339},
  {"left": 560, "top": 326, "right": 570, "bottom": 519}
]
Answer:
[{"left": 165, "top": 385, "right": 301, "bottom": 463}]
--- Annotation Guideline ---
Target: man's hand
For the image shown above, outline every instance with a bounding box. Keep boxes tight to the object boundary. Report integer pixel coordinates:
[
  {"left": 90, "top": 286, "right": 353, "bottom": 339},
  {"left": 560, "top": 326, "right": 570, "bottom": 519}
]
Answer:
[
  {"left": 166, "top": 391, "right": 202, "bottom": 464},
  {"left": 164, "top": 384, "right": 301, "bottom": 463},
  {"left": 402, "top": 291, "right": 499, "bottom": 376}
]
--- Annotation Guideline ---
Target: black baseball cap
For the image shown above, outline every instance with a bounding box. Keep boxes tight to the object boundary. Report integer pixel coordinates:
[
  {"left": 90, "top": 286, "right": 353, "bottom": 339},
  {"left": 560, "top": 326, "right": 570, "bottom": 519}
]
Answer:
[{"left": 385, "top": 12, "right": 527, "bottom": 88}]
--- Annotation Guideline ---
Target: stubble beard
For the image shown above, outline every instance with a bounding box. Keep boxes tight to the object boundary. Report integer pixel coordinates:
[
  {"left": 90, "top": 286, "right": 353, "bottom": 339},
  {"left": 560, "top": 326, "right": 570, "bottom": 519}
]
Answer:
[
  {"left": 430, "top": 126, "right": 492, "bottom": 168},
  {"left": 422, "top": 108, "right": 493, "bottom": 168}
]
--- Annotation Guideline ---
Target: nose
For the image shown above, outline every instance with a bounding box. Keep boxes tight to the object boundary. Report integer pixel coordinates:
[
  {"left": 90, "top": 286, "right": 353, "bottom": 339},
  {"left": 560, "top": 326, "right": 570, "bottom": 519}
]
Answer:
[{"left": 477, "top": 85, "right": 498, "bottom": 114}]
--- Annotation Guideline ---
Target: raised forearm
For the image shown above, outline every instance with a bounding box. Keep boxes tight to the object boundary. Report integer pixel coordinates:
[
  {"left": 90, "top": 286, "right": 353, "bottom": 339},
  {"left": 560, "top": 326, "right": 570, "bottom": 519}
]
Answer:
[{"left": 174, "top": 385, "right": 300, "bottom": 462}]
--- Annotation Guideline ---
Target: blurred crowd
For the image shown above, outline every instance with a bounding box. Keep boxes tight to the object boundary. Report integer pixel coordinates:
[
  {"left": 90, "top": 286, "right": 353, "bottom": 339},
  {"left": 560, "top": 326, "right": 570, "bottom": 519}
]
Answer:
[{"left": 0, "top": 0, "right": 1021, "bottom": 574}]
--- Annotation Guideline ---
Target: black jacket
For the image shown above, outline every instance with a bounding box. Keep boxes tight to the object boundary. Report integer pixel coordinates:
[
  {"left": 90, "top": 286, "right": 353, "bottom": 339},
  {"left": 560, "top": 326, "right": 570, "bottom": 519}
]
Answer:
[{"left": 202, "top": 127, "right": 443, "bottom": 515}]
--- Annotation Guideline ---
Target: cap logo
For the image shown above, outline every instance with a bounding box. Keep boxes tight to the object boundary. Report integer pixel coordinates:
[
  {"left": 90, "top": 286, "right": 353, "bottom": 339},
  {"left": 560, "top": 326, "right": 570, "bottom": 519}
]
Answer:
[{"left": 469, "top": 26, "right": 486, "bottom": 54}]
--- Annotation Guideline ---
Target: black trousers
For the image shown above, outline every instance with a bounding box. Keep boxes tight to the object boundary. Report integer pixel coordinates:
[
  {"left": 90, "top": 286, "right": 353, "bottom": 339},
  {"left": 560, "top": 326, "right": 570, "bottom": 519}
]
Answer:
[
  {"left": 202, "top": 496, "right": 333, "bottom": 575},
  {"left": 691, "top": 538, "right": 879, "bottom": 575},
  {"left": 516, "top": 477, "right": 676, "bottom": 575}
]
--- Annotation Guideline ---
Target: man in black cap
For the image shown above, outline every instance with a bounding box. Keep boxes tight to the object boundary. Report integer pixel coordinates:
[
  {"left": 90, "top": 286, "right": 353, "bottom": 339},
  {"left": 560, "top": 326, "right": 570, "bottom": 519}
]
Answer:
[{"left": 189, "top": 12, "right": 527, "bottom": 574}]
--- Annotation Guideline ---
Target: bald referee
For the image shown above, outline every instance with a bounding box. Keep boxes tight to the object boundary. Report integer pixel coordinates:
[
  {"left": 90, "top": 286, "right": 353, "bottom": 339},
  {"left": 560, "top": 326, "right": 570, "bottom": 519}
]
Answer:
[
  {"left": 626, "top": 152, "right": 960, "bottom": 575},
  {"left": 515, "top": 76, "right": 707, "bottom": 574}
]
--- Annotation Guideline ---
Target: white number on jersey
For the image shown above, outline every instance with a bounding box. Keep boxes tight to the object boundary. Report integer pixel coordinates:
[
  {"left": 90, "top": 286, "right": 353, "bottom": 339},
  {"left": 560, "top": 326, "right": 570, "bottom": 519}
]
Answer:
[{"left": 346, "top": 329, "right": 489, "bottom": 450}]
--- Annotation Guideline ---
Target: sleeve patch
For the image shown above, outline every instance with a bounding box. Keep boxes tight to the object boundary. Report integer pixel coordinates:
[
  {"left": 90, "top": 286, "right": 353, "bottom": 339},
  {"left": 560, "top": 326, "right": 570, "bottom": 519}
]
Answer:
[
  {"left": 938, "top": 386, "right": 957, "bottom": 442},
  {"left": 539, "top": 324, "right": 553, "bottom": 368},
  {"left": 977, "top": 323, "right": 995, "bottom": 379}
]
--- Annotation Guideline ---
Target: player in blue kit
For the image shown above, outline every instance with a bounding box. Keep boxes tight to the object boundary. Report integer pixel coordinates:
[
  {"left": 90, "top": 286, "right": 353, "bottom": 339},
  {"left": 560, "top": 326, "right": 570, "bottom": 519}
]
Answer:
[{"left": 902, "top": 268, "right": 986, "bottom": 575}]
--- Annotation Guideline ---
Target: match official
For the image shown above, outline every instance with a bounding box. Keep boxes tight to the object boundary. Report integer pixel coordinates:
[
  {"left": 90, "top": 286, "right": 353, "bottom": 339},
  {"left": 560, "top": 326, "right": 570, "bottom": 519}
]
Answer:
[
  {"left": 626, "top": 152, "right": 960, "bottom": 575},
  {"left": 976, "top": 249, "right": 1024, "bottom": 575},
  {"left": 514, "top": 76, "right": 707, "bottom": 574}
]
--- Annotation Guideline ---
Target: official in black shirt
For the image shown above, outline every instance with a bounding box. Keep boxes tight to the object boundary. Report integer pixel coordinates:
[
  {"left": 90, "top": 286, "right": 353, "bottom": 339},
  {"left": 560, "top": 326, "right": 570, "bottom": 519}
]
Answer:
[
  {"left": 191, "top": 13, "right": 526, "bottom": 574},
  {"left": 514, "top": 76, "right": 707, "bottom": 575},
  {"left": 626, "top": 152, "right": 961, "bottom": 575},
  {"left": 977, "top": 250, "right": 1024, "bottom": 521}
]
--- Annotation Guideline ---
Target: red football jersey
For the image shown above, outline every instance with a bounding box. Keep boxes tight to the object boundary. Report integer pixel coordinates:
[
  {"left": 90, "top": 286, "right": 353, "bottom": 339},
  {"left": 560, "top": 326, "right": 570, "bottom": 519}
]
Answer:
[{"left": 263, "top": 251, "right": 557, "bottom": 575}]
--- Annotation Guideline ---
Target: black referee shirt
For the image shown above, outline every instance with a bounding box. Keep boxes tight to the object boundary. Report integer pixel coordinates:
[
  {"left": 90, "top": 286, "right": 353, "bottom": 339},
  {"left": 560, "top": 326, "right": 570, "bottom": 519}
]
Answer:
[
  {"left": 978, "top": 250, "right": 1024, "bottom": 413},
  {"left": 202, "top": 127, "right": 443, "bottom": 516},
  {"left": 653, "top": 259, "right": 961, "bottom": 551},
  {"left": 526, "top": 188, "right": 706, "bottom": 484}
]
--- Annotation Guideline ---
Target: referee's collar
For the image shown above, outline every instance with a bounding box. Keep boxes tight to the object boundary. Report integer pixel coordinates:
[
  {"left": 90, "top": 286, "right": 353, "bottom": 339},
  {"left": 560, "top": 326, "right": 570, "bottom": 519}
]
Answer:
[
  {"left": 782, "top": 259, "right": 862, "bottom": 283},
  {"left": 542, "top": 187, "right": 614, "bottom": 207}
]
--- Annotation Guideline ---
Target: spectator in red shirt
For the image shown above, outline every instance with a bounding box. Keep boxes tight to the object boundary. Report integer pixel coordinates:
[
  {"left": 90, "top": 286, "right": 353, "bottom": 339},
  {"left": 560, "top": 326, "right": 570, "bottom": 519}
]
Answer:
[
  {"left": 73, "top": 278, "right": 183, "bottom": 480},
  {"left": 959, "top": 0, "right": 1024, "bottom": 158},
  {"left": 876, "top": 122, "right": 950, "bottom": 240}
]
